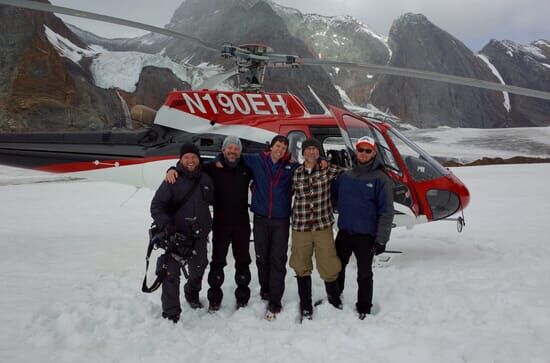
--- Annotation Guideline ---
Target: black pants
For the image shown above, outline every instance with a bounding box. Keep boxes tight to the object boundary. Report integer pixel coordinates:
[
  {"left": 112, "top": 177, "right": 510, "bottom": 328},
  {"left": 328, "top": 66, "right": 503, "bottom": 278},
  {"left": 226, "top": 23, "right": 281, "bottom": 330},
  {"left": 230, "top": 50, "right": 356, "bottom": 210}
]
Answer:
[
  {"left": 207, "top": 223, "right": 252, "bottom": 305},
  {"left": 156, "top": 238, "right": 208, "bottom": 316},
  {"left": 335, "top": 230, "right": 375, "bottom": 314},
  {"left": 253, "top": 214, "right": 290, "bottom": 309}
]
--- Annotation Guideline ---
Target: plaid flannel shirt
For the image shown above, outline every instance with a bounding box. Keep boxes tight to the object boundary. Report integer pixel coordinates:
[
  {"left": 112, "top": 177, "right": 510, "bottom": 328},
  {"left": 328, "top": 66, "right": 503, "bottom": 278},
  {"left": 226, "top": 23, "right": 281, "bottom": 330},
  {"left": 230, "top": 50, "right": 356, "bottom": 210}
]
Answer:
[{"left": 292, "top": 164, "right": 343, "bottom": 231}]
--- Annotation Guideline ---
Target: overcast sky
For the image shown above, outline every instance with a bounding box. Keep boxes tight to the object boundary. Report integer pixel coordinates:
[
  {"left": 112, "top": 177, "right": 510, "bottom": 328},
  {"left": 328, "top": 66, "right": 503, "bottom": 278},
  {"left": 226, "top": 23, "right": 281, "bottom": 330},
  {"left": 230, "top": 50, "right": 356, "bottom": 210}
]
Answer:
[{"left": 52, "top": 0, "right": 549, "bottom": 51}]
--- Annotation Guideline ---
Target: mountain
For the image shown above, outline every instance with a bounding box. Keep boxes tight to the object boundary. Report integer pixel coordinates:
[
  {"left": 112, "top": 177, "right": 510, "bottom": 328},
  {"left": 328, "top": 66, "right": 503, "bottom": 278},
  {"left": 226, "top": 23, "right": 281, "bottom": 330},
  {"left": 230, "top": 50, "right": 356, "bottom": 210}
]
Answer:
[
  {"left": 480, "top": 39, "right": 550, "bottom": 126},
  {"left": 0, "top": 0, "right": 125, "bottom": 131},
  {"left": 269, "top": 2, "right": 391, "bottom": 106},
  {"left": 369, "top": 13, "right": 512, "bottom": 128},
  {"left": 160, "top": 0, "right": 343, "bottom": 113}
]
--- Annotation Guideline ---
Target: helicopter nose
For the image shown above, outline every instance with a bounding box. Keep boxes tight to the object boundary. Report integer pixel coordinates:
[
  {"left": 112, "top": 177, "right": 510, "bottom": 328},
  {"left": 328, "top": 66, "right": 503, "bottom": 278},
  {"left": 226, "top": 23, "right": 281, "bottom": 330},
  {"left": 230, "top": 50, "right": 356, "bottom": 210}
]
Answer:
[{"left": 452, "top": 173, "right": 470, "bottom": 210}]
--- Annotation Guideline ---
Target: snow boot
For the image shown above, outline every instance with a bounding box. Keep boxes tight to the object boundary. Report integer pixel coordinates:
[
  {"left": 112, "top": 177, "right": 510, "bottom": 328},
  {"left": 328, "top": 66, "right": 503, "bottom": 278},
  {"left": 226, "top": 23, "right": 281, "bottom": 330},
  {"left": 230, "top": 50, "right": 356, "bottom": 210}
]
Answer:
[
  {"left": 162, "top": 312, "right": 180, "bottom": 323},
  {"left": 325, "top": 280, "right": 343, "bottom": 309},
  {"left": 208, "top": 302, "right": 220, "bottom": 312},
  {"left": 297, "top": 276, "right": 313, "bottom": 319},
  {"left": 265, "top": 302, "right": 281, "bottom": 321}
]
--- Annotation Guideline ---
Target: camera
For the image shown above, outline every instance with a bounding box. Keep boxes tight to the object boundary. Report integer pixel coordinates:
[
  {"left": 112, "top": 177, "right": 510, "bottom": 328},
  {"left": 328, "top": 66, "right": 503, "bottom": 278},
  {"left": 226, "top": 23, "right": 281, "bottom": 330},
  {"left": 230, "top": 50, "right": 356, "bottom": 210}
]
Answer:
[{"left": 169, "top": 233, "right": 196, "bottom": 260}]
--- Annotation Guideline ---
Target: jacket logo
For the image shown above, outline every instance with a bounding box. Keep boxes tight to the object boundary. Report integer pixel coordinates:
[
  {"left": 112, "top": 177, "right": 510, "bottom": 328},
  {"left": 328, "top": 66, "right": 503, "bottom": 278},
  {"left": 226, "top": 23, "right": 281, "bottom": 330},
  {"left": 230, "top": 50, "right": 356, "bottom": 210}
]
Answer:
[
  {"left": 366, "top": 183, "right": 374, "bottom": 188},
  {"left": 285, "top": 166, "right": 292, "bottom": 170}
]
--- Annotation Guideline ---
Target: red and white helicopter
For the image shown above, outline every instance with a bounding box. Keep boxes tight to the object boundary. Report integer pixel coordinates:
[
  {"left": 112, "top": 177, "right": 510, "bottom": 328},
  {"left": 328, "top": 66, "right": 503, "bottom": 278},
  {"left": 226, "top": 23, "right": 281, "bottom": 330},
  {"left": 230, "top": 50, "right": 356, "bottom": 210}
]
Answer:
[{"left": 1, "top": 0, "right": 550, "bottom": 231}]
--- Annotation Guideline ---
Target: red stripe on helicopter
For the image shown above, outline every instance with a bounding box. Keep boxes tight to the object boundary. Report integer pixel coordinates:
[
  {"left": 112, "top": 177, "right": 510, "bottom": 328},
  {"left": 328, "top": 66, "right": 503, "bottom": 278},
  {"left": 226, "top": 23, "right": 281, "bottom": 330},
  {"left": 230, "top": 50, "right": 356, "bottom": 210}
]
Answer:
[{"left": 35, "top": 155, "right": 178, "bottom": 173}]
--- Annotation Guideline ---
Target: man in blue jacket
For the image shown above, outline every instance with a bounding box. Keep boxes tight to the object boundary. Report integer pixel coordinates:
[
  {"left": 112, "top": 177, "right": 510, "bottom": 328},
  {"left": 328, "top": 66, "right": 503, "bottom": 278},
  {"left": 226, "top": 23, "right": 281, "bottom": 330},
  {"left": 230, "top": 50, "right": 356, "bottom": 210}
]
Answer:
[
  {"left": 241, "top": 135, "right": 300, "bottom": 319},
  {"left": 334, "top": 136, "right": 394, "bottom": 320}
]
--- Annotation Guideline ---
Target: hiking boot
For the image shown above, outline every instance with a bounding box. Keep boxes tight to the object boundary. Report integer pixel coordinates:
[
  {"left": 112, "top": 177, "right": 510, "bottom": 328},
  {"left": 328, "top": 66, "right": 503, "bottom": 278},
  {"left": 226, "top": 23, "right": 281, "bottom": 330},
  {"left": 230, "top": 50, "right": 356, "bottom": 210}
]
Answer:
[
  {"left": 325, "top": 280, "right": 343, "bottom": 309},
  {"left": 187, "top": 299, "right": 203, "bottom": 309},
  {"left": 162, "top": 312, "right": 180, "bottom": 323},
  {"left": 236, "top": 300, "right": 248, "bottom": 309},
  {"left": 208, "top": 302, "right": 220, "bottom": 312},
  {"left": 358, "top": 312, "right": 368, "bottom": 320},
  {"left": 297, "top": 276, "right": 313, "bottom": 318},
  {"left": 265, "top": 303, "right": 281, "bottom": 321}
]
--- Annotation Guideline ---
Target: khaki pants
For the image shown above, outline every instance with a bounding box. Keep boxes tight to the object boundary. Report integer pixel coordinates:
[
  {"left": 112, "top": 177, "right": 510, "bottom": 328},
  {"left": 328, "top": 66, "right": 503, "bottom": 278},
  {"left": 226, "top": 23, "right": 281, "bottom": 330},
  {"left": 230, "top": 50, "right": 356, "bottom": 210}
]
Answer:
[{"left": 289, "top": 227, "right": 341, "bottom": 282}]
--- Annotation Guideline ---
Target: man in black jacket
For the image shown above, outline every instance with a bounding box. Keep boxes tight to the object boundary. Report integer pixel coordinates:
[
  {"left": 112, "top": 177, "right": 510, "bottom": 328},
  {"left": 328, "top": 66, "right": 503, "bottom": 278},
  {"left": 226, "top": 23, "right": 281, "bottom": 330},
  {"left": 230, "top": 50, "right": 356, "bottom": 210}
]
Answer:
[
  {"left": 166, "top": 136, "right": 252, "bottom": 311},
  {"left": 151, "top": 143, "right": 214, "bottom": 323}
]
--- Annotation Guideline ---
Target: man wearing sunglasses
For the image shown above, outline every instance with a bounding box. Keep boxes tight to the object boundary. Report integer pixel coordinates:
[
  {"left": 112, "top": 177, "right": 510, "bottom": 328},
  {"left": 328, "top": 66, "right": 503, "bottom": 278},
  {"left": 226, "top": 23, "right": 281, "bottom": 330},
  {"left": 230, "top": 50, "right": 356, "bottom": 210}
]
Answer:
[{"left": 333, "top": 135, "right": 394, "bottom": 320}]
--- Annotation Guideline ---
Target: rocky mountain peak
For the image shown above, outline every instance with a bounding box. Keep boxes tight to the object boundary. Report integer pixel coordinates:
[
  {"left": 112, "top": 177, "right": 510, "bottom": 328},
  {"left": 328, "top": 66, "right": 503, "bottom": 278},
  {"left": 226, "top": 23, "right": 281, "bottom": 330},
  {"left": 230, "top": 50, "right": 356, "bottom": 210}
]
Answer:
[{"left": 371, "top": 12, "right": 511, "bottom": 127}]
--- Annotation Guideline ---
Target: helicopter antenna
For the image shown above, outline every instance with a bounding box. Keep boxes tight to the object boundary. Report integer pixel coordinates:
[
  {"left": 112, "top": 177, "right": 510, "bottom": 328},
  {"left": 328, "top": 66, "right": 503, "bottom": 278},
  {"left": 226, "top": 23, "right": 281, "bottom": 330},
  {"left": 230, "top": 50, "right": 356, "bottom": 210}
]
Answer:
[{"left": 308, "top": 86, "right": 331, "bottom": 115}]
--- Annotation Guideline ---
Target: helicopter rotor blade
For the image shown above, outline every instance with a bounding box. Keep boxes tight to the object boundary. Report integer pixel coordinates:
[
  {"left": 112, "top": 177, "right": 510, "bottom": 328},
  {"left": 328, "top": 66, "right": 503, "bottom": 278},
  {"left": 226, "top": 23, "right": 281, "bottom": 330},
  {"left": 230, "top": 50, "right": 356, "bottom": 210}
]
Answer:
[
  {"left": 296, "top": 58, "right": 550, "bottom": 101},
  {"left": 0, "top": 0, "right": 220, "bottom": 53}
]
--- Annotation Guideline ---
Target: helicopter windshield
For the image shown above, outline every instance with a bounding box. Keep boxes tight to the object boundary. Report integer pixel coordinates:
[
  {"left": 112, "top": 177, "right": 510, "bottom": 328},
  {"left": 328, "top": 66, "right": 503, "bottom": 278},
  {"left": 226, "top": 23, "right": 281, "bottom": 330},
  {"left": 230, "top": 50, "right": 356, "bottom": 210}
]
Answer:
[{"left": 388, "top": 128, "right": 450, "bottom": 181}]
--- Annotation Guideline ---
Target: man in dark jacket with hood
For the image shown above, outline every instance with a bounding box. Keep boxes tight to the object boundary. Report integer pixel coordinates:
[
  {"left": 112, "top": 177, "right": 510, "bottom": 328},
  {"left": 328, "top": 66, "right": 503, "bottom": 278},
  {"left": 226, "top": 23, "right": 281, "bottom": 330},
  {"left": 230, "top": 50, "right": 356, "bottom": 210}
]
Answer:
[
  {"left": 334, "top": 136, "right": 394, "bottom": 320},
  {"left": 167, "top": 136, "right": 253, "bottom": 311},
  {"left": 150, "top": 143, "right": 214, "bottom": 323}
]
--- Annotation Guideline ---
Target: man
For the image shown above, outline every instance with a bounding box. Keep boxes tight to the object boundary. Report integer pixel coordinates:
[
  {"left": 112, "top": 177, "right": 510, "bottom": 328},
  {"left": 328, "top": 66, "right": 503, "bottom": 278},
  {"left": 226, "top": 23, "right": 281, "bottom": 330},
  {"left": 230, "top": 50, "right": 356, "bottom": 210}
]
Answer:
[
  {"left": 290, "top": 138, "right": 343, "bottom": 319},
  {"left": 167, "top": 136, "right": 252, "bottom": 311},
  {"left": 240, "top": 135, "right": 299, "bottom": 319},
  {"left": 151, "top": 143, "right": 214, "bottom": 323},
  {"left": 334, "top": 136, "right": 394, "bottom": 320}
]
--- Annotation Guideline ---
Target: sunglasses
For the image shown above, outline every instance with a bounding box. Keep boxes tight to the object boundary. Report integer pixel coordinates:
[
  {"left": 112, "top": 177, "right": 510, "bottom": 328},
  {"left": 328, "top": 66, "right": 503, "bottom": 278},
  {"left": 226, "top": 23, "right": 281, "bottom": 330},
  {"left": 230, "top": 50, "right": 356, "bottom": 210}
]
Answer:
[{"left": 356, "top": 147, "right": 374, "bottom": 154}]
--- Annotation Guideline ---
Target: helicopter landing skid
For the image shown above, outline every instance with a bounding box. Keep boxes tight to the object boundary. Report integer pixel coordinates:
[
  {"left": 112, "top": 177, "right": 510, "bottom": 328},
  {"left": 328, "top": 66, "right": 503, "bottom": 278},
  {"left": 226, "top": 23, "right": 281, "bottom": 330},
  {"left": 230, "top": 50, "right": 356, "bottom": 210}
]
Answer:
[{"left": 373, "top": 250, "right": 402, "bottom": 268}]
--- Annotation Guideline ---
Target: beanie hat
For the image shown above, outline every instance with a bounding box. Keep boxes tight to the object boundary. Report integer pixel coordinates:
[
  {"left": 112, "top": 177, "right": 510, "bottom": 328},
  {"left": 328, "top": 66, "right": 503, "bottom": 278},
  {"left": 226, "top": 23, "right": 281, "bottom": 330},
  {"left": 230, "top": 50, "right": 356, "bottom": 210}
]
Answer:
[
  {"left": 179, "top": 143, "right": 201, "bottom": 159},
  {"left": 222, "top": 135, "right": 242, "bottom": 151},
  {"left": 355, "top": 136, "right": 376, "bottom": 149},
  {"left": 301, "top": 138, "right": 321, "bottom": 155}
]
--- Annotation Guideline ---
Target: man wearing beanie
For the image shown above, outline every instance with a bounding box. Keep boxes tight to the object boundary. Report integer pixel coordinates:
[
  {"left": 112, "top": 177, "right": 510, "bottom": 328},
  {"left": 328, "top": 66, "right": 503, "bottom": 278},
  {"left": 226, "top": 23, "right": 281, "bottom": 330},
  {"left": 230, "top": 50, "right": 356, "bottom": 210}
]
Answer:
[
  {"left": 151, "top": 143, "right": 214, "bottom": 323},
  {"left": 290, "top": 138, "right": 343, "bottom": 320},
  {"left": 334, "top": 136, "right": 394, "bottom": 320},
  {"left": 166, "top": 136, "right": 253, "bottom": 311},
  {"left": 215, "top": 134, "right": 300, "bottom": 320}
]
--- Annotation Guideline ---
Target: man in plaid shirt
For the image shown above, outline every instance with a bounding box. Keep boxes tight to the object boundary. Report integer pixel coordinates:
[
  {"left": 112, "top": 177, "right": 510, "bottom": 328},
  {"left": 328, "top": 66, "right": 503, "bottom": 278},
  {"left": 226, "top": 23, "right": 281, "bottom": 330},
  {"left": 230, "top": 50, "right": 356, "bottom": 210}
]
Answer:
[{"left": 290, "top": 138, "right": 343, "bottom": 319}]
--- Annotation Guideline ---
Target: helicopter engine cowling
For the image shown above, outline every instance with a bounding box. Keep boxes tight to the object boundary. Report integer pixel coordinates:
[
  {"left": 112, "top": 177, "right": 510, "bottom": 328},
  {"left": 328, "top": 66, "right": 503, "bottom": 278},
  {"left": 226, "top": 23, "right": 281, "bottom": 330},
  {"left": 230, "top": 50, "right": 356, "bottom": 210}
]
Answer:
[{"left": 131, "top": 105, "right": 157, "bottom": 125}]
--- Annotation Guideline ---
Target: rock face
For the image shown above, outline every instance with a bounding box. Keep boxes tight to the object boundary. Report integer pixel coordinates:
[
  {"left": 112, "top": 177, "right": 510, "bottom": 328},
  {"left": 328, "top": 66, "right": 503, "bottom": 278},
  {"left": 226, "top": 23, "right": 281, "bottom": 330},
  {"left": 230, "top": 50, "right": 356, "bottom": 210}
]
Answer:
[
  {"left": 480, "top": 40, "right": 550, "bottom": 126},
  {"left": 119, "top": 66, "right": 191, "bottom": 112},
  {"left": 370, "top": 13, "right": 511, "bottom": 128},
  {"left": 0, "top": 1, "right": 127, "bottom": 132},
  {"left": 269, "top": 2, "right": 390, "bottom": 106}
]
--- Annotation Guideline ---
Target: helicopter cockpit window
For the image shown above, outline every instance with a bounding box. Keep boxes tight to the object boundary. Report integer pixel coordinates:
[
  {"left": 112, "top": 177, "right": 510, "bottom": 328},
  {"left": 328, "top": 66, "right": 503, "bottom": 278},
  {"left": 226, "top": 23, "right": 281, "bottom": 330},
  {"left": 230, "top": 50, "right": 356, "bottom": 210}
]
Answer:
[
  {"left": 388, "top": 128, "right": 449, "bottom": 182},
  {"left": 370, "top": 128, "right": 401, "bottom": 174},
  {"left": 287, "top": 131, "right": 307, "bottom": 163}
]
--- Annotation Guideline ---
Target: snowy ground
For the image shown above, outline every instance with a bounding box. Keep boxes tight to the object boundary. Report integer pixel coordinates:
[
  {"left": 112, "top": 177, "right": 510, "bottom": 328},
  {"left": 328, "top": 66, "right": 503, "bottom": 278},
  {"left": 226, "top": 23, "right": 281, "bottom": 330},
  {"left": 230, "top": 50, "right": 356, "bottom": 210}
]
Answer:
[{"left": 1, "top": 163, "right": 550, "bottom": 363}]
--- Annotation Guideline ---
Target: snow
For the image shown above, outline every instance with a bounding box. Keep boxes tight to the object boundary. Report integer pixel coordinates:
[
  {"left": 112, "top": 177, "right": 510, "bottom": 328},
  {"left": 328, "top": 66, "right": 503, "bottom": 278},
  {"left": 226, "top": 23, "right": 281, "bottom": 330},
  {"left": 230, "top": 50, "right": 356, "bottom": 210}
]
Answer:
[
  {"left": 43, "top": 25, "right": 97, "bottom": 64},
  {"left": 2, "top": 163, "right": 550, "bottom": 362},
  {"left": 500, "top": 40, "right": 547, "bottom": 60},
  {"left": 542, "top": 63, "right": 550, "bottom": 70},
  {"left": 43, "top": 26, "right": 225, "bottom": 93},
  {"left": 475, "top": 54, "right": 511, "bottom": 112},
  {"left": 90, "top": 51, "right": 223, "bottom": 93},
  {"left": 404, "top": 126, "right": 550, "bottom": 163}
]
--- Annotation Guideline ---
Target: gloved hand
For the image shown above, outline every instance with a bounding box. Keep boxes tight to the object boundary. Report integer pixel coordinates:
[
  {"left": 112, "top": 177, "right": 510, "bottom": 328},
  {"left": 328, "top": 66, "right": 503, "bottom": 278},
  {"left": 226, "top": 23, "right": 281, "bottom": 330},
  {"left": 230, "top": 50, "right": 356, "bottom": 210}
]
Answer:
[
  {"left": 164, "top": 223, "right": 177, "bottom": 236},
  {"left": 373, "top": 242, "right": 386, "bottom": 255}
]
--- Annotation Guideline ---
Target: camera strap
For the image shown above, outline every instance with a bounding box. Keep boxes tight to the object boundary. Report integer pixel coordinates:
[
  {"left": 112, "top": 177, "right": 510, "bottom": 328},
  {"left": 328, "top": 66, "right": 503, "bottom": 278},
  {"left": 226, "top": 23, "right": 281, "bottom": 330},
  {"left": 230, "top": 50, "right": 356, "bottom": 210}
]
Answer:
[{"left": 142, "top": 176, "right": 201, "bottom": 293}]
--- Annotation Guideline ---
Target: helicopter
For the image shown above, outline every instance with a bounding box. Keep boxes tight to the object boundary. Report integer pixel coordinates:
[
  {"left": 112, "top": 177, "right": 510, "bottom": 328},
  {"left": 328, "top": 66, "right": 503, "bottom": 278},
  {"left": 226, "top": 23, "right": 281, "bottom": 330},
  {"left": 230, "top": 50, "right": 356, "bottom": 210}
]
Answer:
[{"left": 1, "top": 0, "right": 549, "bottom": 231}]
